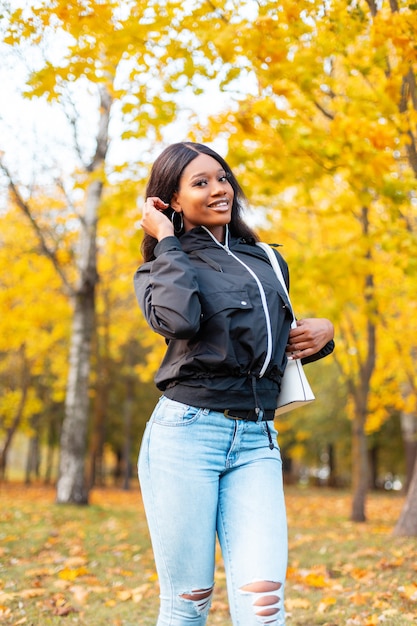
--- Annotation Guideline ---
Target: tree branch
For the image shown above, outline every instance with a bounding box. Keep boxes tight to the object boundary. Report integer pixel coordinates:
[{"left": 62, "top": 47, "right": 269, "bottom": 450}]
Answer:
[
  {"left": 364, "top": 0, "right": 378, "bottom": 17},
  {"left": 87, "top": 85, "right": 112, "bottom": 172},
  {"left": 314, "top": 100, "right": 335, "bottom": 120},
  {"left": 0, "top": 159, "right": 74, "bottom": 296}
]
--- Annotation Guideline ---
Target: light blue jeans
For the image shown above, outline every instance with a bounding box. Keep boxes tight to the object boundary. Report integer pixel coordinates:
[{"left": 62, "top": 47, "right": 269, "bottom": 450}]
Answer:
[{"left": 138, "top": 396, "right": 287, "bottom": 626}]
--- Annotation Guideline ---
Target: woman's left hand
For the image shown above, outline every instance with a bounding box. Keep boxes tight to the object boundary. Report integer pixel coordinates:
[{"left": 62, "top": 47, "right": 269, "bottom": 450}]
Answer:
[{"left": 286, "top": 318, "right": 334, "bottom": 360}]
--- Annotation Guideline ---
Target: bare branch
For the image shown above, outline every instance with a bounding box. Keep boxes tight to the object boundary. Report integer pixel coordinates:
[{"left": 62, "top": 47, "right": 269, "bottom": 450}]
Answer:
[
  {"left": 0, "top": 159, "right": 74, "bottom": 296},
  {"left": 206, "top": 0, "right": 229, "bottom": 23},
  {"left": 314, "top": 100, "right": 335, "bottom": 120},
  {"left": 62, "top": 94, "right": 88, "bottom": 168}
]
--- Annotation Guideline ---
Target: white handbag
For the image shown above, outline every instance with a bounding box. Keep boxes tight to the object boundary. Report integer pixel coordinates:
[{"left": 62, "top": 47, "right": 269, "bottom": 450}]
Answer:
[{"left": 257, "top": 243, "right": 315, "bottom": 415}]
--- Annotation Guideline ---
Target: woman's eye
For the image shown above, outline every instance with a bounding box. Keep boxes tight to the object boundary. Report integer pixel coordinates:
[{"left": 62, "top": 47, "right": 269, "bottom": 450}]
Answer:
[{"left": 192, "top": 174, "right": 229, "bottom": 187}]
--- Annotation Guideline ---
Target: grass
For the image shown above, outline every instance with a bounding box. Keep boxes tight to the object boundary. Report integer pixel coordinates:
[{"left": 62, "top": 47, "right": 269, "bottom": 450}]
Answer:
[{"left": 0, "top": 483, "right": 416, "bottom": 625}]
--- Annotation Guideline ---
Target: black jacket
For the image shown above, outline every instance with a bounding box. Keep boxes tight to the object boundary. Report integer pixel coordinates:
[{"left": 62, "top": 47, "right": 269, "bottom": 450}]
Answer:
[{"left": 134, "top": 226, "right": 334, "bottom": 412}]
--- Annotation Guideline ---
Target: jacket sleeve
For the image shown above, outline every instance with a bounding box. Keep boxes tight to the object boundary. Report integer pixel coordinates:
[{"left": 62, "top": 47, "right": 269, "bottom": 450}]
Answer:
[
  {"left": 133, "top": 236, "right": 202, "bottom": 339},
  {"left": 301, "top": 339, "right": 335, "bottom": 365}
]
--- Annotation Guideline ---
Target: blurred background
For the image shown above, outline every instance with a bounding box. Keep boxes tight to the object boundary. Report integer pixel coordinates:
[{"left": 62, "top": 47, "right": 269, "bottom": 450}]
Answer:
[{"left": 1, "top": 0, "right": 416, "bottom": 530}]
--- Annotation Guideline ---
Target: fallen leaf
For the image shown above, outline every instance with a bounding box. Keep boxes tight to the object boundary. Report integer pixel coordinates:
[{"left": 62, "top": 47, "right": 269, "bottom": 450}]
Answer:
[
  {"left": 18, "top": 588, "right": 47, "bottom": 599},
  {"left": 58, "top": 566, "right": 89, "bottom": 581},
  {"left": 116, "top": 589, "right": 131, "bottom": 601},
  {"left": 70, "top": 584, "right": 90, "bottom": 605},
  {"left": 398, "top": 583, "right": 417, "bottom": 601},
  {"left": 25, "top": 568, "right": 53, "bottom": 578},
  {"left": 349, "top": 591, "right": 372, "bottom": 606},
  {"left": 64, "top": 556, "right": 88, "bottom": 568},
  {"left": 285, "top": 597, "right": 311, "bottom": 610},
  {"left": 0, "top": 606, "right": 11, "bottom": 617},
  {"left": 317, "top": 596, "right": 337, "bottom": 613}
]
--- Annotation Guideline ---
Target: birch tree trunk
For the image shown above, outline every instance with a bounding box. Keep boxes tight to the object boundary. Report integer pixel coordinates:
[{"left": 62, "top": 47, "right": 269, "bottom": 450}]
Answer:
[
  {"left": 56, "top": 86, "right": 111, "bottom": 504},
  {"left": 400, "top": 408, "right": 417, "bottom": 492},
  {"left": 56, "top": 283, "right": 96, "bottom": 503},
  {"left": 393, "top": 458, "right": 417, "bottom": 536}
]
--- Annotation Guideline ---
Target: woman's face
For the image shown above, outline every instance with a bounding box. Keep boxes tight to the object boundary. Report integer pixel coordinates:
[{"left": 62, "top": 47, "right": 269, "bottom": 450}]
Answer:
[{"left": 171, "top": 153, "right": 234, "bottom": 241}]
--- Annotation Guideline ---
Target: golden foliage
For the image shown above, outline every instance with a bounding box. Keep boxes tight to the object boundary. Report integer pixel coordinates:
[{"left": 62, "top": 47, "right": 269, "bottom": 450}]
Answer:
[{"left": 1, "top": 0, "right": 417, "bottom": 476}]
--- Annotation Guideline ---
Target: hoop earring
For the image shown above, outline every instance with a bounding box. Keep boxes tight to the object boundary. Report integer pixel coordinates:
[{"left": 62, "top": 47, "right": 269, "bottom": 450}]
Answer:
[{"left": 171, "top": 211, "right": 184, "bottom": 235}]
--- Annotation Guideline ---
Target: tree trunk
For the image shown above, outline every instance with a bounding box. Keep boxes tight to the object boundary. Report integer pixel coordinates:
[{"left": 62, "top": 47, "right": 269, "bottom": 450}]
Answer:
[
  {"left": 44, "top": 412, "right": 59, "bottom": 485},
  {"left": 56, "top": 86, "right": 111, "bottom": 504},
  {"left": 0, "top": 346, "right": 30, "bottom": 480},
  {"left": 400, "top": 409, "right": 417, "bottom": 492},
  {"left": 393, "top": 456, "right": 417, "bottom": 536},
  {"left": 351, "top": 416, "right": 369, "bottom": 521},
  {"left": 88, "top": 294, "right": 110, "bottom": 489},
  {"left": 350, "top": 209, "right": 376, "bottom": 522},
  {"left": 327, "top": 443, "right": 337, "bottom": 487},
  {"left": 368, "top": 444, "right": 378, "bottom": 490},
  {"left": 88, "top": 388, "right": 107, "bottom": 489},
  {"left": 25, "top": 431, "right": 41, "bottom": 485},
  {"left": 122, "top": 376, "right": 134, "bottom": 491},
  {"left": 56, "top": 286, "right": 96, "bottom": 503}
]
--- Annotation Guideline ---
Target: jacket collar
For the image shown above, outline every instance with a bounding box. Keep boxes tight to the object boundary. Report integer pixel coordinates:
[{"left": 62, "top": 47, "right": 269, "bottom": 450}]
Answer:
[
  {"left": 179, "top": 225, "right": 257, "bottom": 253},
  {"left": 179, "top": 226, "right": 230, "bottom": 253}
]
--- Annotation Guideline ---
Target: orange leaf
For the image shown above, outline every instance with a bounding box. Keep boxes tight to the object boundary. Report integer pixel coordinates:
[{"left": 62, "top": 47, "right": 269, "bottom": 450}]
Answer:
[{"left": 398, "top": 583, "right": 417, "bottom": 601}]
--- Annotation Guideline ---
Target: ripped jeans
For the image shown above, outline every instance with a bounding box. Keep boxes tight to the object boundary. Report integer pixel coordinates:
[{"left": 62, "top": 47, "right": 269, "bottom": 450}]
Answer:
[{"left": 138, "top": 396, "right": 287, "bottom": 626}]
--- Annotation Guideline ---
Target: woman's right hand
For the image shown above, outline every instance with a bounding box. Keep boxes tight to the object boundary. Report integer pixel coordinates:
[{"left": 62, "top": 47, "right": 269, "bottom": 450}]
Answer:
[{"left": 140, "top": 197, "right": 175, "bottom": 241}]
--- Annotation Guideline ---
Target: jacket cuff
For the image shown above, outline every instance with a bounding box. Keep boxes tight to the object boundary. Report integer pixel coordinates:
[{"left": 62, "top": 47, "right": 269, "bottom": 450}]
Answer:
[
  {"left": 301, "top": 339, "right": 335, "bottom": 365},
  {"left": 154, "top": 236, "right": 182, "bottom": 256}
]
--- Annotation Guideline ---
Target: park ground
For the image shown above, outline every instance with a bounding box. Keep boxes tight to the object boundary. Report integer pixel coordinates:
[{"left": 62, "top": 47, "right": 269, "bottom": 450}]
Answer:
[{"left": 0, "top": 483, "right": 416, "bottom": 625}]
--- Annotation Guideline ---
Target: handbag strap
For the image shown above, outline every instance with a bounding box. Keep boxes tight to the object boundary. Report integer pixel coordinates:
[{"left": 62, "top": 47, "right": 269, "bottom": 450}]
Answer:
[{"left": 256, "top": 242, "right": 296, "bottom": 328}]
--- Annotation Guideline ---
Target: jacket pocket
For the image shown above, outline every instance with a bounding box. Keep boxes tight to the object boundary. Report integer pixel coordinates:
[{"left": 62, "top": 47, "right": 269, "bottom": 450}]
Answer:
[{"left": 199, "top": 290, "right": 253, "bottom": 322}]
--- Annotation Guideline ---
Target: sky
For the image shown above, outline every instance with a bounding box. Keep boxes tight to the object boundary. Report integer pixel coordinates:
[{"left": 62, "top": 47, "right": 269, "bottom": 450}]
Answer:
[
  {"left": 0, "top": 36, "right": 240, "bottom": 195},
  {"left": 0, "top": 0, "right": 261, "bottom": 222}
]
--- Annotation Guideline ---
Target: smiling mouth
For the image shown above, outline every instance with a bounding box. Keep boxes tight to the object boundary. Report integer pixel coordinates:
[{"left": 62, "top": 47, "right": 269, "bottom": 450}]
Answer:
[{"left": 208, "top": 199, "right": 230, "bottom": 210}]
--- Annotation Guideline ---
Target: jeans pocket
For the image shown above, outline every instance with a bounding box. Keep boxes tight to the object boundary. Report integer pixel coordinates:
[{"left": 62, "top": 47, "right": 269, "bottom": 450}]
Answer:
[{"left": 153, "top": 397, "right": 202, "bottom": 426}]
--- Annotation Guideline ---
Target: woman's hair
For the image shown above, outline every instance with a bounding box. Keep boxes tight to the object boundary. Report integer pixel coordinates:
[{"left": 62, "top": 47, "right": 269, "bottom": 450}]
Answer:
[{"left": 141, "top": 142, "right": 259, "bottom": 261}]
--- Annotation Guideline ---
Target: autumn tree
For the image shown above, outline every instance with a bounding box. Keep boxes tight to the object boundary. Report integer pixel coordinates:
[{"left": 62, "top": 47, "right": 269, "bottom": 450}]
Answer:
[
  {"left": 0, "top": 198, "right": 70, "bottom": 480},
  {"left": 0, "top": 0, "right": 215, "bottom": 503},
  {"left": 2, "top": 0, "right": 416, "bottom": 530},
  {"left": 175, "top": 0, "right": 417, "bottom": 523}
]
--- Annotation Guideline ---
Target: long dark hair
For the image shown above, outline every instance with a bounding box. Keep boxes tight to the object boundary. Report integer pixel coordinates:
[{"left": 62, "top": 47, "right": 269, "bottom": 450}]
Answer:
[{"left": 141, "top": 142, "right": 259, "bottom": 261}]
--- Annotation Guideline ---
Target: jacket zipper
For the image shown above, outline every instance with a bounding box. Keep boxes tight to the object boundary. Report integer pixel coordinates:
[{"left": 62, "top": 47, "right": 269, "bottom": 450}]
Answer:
[{"left": 202, "top": 226, "right": 273, "bottom": 378}]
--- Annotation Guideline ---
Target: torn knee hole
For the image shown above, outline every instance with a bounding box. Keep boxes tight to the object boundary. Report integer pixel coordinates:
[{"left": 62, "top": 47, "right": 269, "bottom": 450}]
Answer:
[
  {"left": 180, "top": 587, "right": 213, "bottom": 614},
  {"left": 240, "top": 581, "right": 282, "bottom": 593},
  {"left": 240, "top": 581, "right": 282, "bottom": 618},
  {"left": 180, "top": 587, "right": 213, "bottom": 601}
]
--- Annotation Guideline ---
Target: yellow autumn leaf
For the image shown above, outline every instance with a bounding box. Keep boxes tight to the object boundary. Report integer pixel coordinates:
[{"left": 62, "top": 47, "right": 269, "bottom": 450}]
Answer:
[
  {"left": 304, "top": 572, "right": 329, "bottom": 589},
  {"left": 317, "top": 597, "right": 337, "bottom": 613},
  {"left": 58, "top": 566, "right": 89, "bottom": 581},
  {"left": 398, "top": 583, "right": 417, "bottom": 601}
]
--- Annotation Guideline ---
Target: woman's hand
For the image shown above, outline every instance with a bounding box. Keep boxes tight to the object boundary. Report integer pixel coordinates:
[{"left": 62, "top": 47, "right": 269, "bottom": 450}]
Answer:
[
  {"left": 140, "top": 197, "right": 175, "bottom": 241},
  {"left": 286, "top": 318, "right": 334, "bottom": 360}
]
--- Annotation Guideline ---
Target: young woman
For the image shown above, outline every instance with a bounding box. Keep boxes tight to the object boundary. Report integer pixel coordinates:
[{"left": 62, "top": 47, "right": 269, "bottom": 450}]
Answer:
[{"left": 134, "top": 142, "right": 334, "bottom": 626}]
